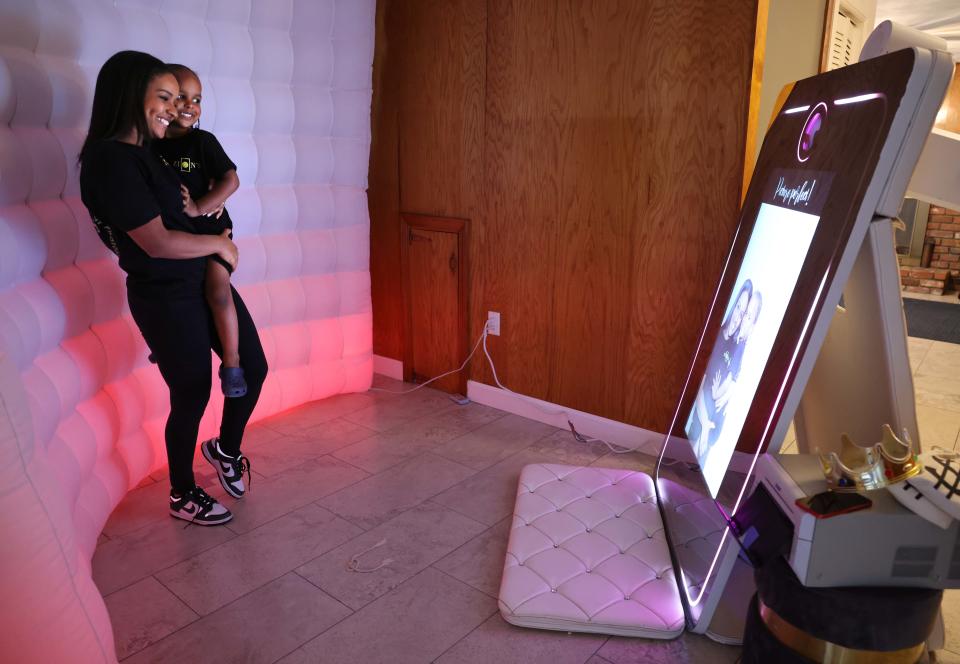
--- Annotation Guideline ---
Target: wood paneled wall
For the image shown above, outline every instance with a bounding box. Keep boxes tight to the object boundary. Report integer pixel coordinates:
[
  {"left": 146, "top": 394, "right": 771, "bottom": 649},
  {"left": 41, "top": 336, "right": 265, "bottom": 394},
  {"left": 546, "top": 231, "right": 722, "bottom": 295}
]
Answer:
[
  {"left": 370, "top": 0, "right": 760, "bottom": 433},
  {"left": 370, "top": 0, "right": 485, "bottom": 361}
]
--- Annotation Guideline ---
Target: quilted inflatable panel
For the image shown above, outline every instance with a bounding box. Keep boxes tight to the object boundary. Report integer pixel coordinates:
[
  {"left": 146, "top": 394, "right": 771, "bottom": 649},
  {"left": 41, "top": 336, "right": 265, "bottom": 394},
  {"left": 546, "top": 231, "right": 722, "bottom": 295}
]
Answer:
[{"left": 499, "top": 464, "right": 686, "bottom": 638}]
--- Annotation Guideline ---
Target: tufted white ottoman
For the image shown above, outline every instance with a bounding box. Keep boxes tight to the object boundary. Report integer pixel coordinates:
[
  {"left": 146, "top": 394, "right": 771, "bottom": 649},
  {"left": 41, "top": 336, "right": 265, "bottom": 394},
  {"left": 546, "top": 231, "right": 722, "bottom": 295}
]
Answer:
[{"left": 499, "top": 464, "right": 686, "bottom": 638}]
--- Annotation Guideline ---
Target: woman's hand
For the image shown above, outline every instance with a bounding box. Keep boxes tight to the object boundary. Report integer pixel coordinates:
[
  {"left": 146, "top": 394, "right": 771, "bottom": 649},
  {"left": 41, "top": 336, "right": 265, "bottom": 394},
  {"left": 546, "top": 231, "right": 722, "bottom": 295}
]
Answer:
[
  {"left": 217, "top": 228, "right": 239, "bottom": 271},
  {"left": 181, "top": 184, "right": 202, "bottom": 217}
]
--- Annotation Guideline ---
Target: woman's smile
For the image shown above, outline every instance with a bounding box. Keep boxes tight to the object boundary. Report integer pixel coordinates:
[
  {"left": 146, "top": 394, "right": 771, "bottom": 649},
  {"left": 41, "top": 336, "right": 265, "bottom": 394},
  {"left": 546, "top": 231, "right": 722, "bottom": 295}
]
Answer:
[{"left": 145, "top": 72, "right": 179, "bottom": 139}]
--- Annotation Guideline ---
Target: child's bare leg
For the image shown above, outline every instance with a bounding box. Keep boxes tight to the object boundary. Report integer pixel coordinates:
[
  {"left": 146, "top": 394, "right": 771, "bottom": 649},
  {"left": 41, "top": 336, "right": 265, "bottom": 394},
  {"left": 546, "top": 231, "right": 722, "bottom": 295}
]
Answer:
[{"left": 206, "top": 258, "right": 240, "bottom": 367}]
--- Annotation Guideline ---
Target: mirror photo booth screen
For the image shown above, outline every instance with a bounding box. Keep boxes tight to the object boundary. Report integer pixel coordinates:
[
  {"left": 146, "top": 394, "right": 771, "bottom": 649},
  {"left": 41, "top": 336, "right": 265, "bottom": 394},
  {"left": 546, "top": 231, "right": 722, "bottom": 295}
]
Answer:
[
  {"left": 655, "top": 49, "right": 920, "bottom": 624},
  {"left": 685, "top": 171, "right": 830, "bottom": 498}
]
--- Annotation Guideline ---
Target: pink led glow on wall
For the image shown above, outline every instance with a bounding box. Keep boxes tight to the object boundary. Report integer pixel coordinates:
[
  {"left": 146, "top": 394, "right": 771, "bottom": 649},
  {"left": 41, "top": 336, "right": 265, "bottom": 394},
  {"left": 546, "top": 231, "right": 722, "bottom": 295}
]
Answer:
[{"left": 0, "top": 2, "right": 374, "bottom": 661}]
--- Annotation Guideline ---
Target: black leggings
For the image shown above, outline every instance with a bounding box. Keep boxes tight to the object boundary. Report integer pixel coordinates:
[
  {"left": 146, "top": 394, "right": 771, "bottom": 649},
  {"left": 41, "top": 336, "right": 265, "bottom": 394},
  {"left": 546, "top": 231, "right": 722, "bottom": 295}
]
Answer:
[{"left": 128, "top": 286, "right": 268, "bottom": 493}]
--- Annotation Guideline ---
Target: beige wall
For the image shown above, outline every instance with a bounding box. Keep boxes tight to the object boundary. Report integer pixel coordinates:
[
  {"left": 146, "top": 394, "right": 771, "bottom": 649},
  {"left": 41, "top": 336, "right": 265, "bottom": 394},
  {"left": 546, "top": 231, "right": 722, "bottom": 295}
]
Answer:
[
  {"left": 846, "top": 0, "right": 878, "bottom": 36},
  {"left": 753, "top": 0, "right": 827, "bottom": 165}
]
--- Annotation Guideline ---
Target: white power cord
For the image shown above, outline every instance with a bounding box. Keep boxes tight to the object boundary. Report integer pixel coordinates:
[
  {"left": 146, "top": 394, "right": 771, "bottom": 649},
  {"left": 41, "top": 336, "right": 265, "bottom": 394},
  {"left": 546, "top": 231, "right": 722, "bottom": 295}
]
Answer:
[
  {"left": 346, "top": 538, "right": 394, "bottom": 573},
  {"left": 374, "top": 322, "right": 668, "bottom": 459},
  {"left": 479, "top": 328, "right": 656, "bottom": 456},
  {"left": 369, "top": 329, "right": 487, "bottom": 396}
]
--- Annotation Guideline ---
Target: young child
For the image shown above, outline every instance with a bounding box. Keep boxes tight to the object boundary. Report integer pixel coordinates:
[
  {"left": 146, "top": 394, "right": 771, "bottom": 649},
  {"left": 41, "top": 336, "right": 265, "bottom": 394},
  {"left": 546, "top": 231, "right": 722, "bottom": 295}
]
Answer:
[{"left": 153, "top": 64, "right": 246, "bottom": 398}]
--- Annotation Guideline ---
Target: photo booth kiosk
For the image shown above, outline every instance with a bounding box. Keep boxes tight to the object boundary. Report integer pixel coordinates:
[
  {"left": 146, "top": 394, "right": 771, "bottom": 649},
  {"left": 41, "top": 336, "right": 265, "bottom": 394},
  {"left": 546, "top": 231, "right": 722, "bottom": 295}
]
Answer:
[{"left": 498, "top": 36, "right": 955, "bottom": 644}]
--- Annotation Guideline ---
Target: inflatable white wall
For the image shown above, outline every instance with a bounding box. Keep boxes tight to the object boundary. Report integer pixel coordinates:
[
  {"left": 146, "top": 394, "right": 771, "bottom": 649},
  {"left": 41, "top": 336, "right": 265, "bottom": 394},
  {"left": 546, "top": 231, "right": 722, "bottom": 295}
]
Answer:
[{"left": 0, "top": 1, "right": 374, "bottom": 660}]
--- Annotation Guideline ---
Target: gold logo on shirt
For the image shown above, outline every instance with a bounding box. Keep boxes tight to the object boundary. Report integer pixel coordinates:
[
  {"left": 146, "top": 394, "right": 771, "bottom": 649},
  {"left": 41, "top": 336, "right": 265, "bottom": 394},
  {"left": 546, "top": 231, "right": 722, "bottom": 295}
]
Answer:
[{"left": 177, "top": 157, "right": 198, "bottom": 173}]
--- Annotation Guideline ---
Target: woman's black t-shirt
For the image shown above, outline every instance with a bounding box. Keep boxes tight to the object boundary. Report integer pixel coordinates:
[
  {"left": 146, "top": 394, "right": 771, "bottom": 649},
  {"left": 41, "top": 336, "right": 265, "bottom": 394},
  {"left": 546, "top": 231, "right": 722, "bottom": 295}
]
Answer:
[
  {"left": 80, "top": 140, "right": 207, "bottom": 299},
  {"left": 152, "top": 129, "right": 235, "bottom": 234}
]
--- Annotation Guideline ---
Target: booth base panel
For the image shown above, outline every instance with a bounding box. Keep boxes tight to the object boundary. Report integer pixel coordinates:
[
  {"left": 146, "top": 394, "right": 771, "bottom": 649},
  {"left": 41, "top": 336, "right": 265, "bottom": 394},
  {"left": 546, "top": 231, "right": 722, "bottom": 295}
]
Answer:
[{"left": 498, "top": 464, "right": 685, "bottom": 639}]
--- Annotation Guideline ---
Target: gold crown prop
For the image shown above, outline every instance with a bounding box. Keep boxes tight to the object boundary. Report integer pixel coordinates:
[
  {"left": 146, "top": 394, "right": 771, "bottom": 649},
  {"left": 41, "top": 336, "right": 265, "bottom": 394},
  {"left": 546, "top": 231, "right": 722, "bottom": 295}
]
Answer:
[{"left": 819, "top": 424, "right": 921, "bottom": 493}]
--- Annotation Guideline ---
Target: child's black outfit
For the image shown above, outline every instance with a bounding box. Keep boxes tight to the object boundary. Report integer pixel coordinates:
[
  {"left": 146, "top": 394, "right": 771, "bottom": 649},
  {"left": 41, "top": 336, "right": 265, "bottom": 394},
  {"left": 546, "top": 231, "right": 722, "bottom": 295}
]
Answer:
[{"left": 153, "top": 129, "right": 237, "bottom": 270}]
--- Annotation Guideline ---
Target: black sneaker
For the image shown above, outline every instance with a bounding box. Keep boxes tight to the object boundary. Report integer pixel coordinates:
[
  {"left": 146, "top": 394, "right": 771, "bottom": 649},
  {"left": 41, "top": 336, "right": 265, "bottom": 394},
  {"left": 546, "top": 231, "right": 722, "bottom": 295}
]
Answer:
[
  {"left": 169, "top": 486, "right": 232, "bottom": 526},
  {"left": 202, "top": 437, "right": 251, "bottom": 498}
]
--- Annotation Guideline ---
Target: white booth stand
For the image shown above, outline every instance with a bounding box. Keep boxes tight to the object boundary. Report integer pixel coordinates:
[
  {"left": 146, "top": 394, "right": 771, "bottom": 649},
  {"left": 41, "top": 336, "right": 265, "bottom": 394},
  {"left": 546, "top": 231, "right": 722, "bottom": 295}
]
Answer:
[{"left": 498, "top": 34, "right": 956, "bottom": 646}]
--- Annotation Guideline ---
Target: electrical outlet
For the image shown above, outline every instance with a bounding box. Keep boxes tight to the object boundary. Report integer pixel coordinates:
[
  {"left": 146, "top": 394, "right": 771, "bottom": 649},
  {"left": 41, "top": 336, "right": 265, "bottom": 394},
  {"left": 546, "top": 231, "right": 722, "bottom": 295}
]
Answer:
[{"left": 487, "top": 311, "right": 501, "bottom": 336}]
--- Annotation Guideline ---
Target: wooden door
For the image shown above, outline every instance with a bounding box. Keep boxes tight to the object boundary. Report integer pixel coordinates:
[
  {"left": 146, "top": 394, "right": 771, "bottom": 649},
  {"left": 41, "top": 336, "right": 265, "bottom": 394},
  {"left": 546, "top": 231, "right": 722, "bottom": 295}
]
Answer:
[{"left": 402, "top": 214, "right": 468, "bottom": 394}]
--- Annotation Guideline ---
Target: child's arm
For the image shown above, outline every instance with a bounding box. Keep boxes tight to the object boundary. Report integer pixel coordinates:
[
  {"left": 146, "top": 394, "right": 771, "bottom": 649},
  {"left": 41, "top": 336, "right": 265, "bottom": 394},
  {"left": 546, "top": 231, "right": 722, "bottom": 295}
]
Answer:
[{"left": 181, "top": 170, "right": 239, "bottom": 217}]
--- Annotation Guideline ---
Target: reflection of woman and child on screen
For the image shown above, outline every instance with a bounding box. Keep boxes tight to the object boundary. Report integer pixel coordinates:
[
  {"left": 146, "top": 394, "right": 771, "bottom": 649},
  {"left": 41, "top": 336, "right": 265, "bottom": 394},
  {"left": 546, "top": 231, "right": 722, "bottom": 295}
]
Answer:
[{"left": 687, "top": 280, "right": 763, "bottom": 466}]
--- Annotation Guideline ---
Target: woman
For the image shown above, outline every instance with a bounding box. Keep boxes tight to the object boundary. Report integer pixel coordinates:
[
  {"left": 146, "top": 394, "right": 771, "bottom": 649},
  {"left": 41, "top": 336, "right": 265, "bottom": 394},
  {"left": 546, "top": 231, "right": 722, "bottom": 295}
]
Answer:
[{"left": 79, "top": 51, "right": 268, "bottom": 526}]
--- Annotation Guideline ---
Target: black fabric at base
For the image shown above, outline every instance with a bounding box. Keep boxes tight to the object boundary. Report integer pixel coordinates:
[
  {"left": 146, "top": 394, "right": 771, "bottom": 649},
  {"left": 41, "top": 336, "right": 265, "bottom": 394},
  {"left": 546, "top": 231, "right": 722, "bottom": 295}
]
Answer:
[
  {"left": 755, "top": 555, "right": 941, "bottom": 651},
  {"left": 741, "top": 594, "right": 816, "bottom": 664}
]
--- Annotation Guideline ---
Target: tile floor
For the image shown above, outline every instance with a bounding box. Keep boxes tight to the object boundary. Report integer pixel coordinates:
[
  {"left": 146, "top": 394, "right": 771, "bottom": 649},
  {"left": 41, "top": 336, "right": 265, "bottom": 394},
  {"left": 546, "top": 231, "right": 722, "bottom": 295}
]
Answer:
[{"left": 95, "top": 335, "right": 960, "bottom": 663}]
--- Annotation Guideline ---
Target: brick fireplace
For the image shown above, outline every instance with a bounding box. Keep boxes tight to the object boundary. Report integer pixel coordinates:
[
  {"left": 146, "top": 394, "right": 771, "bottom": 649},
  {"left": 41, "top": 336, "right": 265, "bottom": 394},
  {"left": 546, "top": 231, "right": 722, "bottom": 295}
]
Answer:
[{"left": 899, "top": 205, "right": 960, "bottom": 295}]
